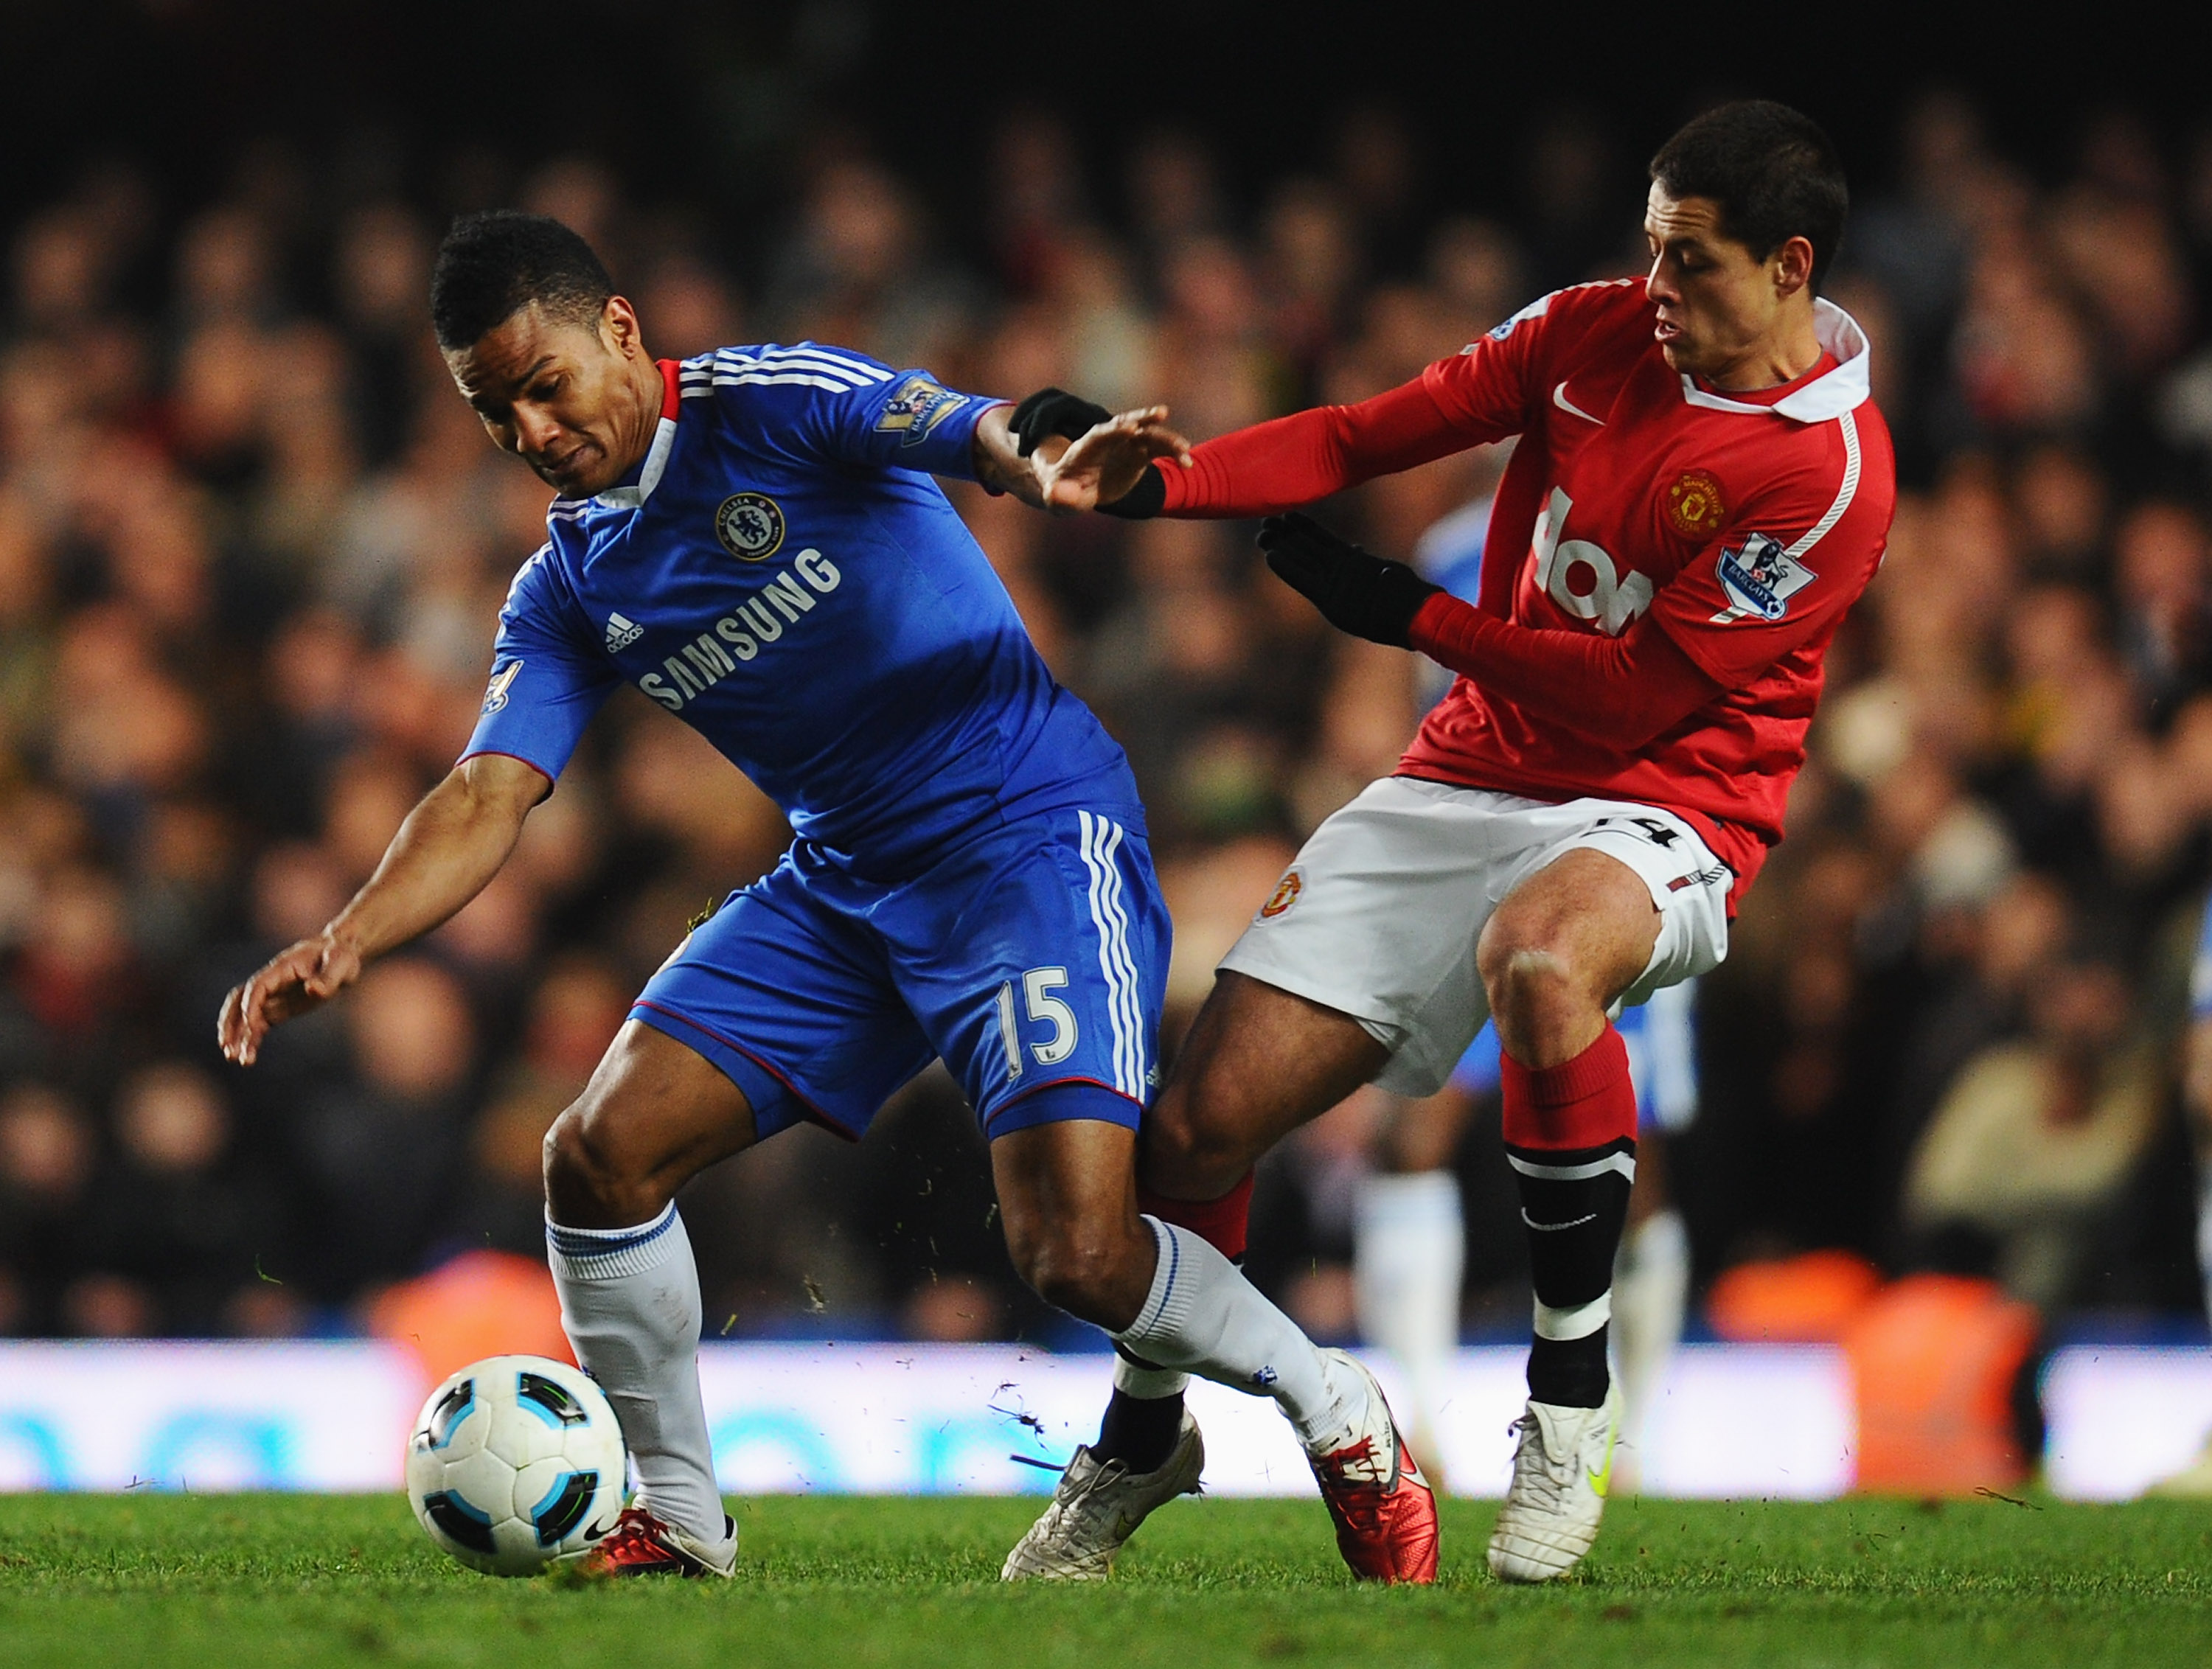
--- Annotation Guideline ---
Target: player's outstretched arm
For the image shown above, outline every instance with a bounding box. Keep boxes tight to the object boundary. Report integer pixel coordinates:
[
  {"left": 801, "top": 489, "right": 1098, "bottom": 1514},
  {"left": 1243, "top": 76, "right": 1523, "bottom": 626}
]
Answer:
[
  {"left": 1058, "top": 378, "right": 1489, "bottom": 522},
  {"left": 970, "top": 391, "right": 1192, "bottom": 513},
  {"left": 217, "top": 752, "right": 549, "bottom": 1066}
]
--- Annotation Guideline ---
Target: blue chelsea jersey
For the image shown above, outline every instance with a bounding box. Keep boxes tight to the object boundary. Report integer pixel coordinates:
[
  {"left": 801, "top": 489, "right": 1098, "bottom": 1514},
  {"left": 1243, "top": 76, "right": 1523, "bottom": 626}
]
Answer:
[{"left": 462, "top": 344, "right": 1141, "bottom": 876}]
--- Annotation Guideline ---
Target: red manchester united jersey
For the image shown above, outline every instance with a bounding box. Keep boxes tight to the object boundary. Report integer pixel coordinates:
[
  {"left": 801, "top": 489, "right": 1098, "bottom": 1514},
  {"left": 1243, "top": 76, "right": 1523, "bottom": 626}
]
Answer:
[
  {"left": 1147, "top": 279, "right": 1894, "bottom": 907},
  {"left": 1397, "top": 280, "right": 1893, "bottom": 900}
]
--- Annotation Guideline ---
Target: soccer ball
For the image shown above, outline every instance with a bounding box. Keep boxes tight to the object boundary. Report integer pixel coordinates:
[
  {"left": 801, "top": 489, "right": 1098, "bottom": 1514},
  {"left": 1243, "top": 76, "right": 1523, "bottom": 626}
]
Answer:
[{"left": 405, "top": 1353, "right": 628, "bottom": 1576}]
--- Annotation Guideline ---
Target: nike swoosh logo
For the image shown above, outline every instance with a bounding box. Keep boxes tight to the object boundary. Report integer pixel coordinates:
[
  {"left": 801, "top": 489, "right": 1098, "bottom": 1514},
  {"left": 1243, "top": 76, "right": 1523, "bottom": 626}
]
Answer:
[
  {"left": 583, "top": 1515, "right": 616, "bottom": 1541},
  {"left": 1589, "top": 1421, "right": 1618, "bottom": 1499},
  {"left": 1553, "top": 381, "right": 1604, "bottom": 425},
  {"left": 1521, "top": 1210, "right": 1599, "bottom": 1232}
]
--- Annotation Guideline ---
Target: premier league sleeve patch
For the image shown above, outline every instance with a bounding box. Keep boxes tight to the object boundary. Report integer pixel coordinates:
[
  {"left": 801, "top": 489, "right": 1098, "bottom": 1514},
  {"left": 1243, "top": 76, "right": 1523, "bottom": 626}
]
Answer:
[
  {"left": 481, "top": 658, "right": 523, "bottom": 713},
  {"left": 874, "top": 374, "right": 970, "bottom": 446},
  {"left": 1711, "top": 533, "right": 1817, "bottom": 624}
]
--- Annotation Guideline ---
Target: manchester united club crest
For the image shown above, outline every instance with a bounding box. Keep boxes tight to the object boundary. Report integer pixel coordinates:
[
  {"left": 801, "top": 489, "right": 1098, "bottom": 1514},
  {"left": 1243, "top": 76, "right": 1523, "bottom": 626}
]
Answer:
[
  {"left": 1666, "top": 469, "right": 1725, "bottom": 539},
  {"left": 714, "top": 493, "right": 785, "bottom": 562},
  {"left": 1259, "top": 870, "right": 1304, "bottom": 920}
]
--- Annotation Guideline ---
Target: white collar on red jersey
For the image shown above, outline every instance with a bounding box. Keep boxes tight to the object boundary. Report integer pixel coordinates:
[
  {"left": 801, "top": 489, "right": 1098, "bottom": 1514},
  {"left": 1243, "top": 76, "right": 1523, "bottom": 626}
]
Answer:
[{"left": 1677, "top": 299, "right": 1871, "bottom": 423}]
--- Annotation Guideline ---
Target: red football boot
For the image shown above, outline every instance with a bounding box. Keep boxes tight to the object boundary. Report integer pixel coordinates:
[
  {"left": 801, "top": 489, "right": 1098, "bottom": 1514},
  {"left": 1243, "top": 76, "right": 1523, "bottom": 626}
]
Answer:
[
  {"left": 1304, "top": 1349, "right": 1440, "bottom": 1584},
  {"left": 578, "top": 1506, "right": 737, "bottom": 1578}
]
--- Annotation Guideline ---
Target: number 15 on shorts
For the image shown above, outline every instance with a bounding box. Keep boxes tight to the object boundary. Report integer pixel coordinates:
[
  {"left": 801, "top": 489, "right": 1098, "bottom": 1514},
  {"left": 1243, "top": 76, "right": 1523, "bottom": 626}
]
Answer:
[{"left": 997, "top": 967, "right": 1077, "bottom": 1079}]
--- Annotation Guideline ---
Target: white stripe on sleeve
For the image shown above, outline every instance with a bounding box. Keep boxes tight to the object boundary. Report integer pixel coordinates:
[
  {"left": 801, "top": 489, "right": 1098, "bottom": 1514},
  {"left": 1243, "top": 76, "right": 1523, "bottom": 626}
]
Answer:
[
  {"left": 1784, "top": 408, "right": 1863, "bottom": 561},
  {"left": 706, "top": 371, "right": 869, "bottom": 394},
  {"left": 743, "top": 345, "right": 894, "bottom": 383}
]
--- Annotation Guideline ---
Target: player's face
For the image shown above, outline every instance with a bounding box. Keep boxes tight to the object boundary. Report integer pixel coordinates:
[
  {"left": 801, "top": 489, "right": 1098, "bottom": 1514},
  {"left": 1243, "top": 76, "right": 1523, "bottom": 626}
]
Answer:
[
  {"left": 447, "top": 298, "right": 656, "bottom": 496},
  {"left": 1642, "top": 187, "right": 1790, "bottom": 382}
]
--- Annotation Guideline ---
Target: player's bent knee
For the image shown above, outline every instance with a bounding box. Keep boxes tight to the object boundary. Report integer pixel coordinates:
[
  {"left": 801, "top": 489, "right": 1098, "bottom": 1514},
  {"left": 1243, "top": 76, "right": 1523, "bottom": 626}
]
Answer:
[
  {"left": 1022, "top": 1240, "right": 1133, "bottom": 1328},
  {"left": 1479, "top": 930, "right": 1614, "bottom": 1066},
  {"left": 543, "top": 1097, "right": 661, "bottom": 1224},
  {"left": 1143, "top": 1070, "right": 1261, "bottom": 1194},
  {"left": 1007, "top": 1221, "right": 1152, "bottom": 1330},
  {"left": 1137, "top": 1088, "right": 1206, "bottom": 1175},
  {"left": 1481, "top": 943, "right": 1580, "bottom": 1015},
  {"left": 1479, "top": 903, "right": 1597, "bottom": 1008}
]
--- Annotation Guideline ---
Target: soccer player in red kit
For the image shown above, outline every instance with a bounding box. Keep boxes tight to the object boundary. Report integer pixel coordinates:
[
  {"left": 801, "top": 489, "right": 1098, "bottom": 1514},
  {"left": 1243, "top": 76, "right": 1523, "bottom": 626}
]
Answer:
[{"left": 1005, "top": 100, "right": 1893, "bottom": 1584}]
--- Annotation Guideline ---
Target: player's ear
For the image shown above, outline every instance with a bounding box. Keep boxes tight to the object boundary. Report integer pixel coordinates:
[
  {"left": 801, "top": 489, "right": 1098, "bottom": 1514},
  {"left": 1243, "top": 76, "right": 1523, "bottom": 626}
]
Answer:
[
  {"left": 600, "top": 296, "right": 647, "bottom": 360},
  {"left": 1772, "top": 236, "right": 1815, "bottom": 300}
]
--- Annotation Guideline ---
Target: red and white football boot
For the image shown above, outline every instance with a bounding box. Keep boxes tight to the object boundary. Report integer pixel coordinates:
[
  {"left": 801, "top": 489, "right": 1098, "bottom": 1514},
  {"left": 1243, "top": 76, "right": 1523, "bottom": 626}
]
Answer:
[
  {"left": 578, "top": 1506, "right": 737, "bottom": 1578},
  {"left": 1304, "top": 1348, "right": 1440, "bottom": 1584}
]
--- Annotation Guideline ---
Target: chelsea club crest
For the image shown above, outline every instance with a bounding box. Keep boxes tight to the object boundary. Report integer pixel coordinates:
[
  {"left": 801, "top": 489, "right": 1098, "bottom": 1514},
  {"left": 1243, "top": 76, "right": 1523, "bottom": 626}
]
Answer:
[{"left": 714, "top": 493, "right": 785, "bottom": 562}]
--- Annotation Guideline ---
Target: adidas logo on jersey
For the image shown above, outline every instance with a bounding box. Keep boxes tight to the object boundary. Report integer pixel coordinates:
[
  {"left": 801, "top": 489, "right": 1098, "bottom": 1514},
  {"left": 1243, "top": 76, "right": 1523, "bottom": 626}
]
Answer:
[{"left": 605, "top": 613, "right": 644, "bottom": 652}]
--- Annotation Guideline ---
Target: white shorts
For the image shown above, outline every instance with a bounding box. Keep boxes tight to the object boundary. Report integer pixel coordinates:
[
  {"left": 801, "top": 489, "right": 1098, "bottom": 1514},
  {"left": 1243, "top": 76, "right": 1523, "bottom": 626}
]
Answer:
[{"left": 1220, "top": 776, "right": 1733, "bottom": 1098}]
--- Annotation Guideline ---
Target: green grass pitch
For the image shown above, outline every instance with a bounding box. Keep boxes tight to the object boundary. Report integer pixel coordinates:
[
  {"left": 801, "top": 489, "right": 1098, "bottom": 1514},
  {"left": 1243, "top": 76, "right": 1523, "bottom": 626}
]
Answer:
[{"left": 3, "top": 1492, "right": 2211, "bottom": 1667}]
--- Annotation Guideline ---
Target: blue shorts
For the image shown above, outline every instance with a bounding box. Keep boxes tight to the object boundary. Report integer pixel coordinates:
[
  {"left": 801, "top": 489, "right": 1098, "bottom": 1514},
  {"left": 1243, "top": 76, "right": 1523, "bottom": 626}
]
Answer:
[{"left": 630, "top": 808, "right": 1169, "bottom": 1143}]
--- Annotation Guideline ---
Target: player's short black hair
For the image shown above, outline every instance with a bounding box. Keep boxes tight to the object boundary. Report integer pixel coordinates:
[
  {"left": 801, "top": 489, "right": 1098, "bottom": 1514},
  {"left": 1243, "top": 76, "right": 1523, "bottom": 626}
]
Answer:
[
  {"left": 1649, "top": 100, "right": 1848, "bottom": 288},
  {"left": 430, "top": 210, "right": 613, "bottom": 351}
]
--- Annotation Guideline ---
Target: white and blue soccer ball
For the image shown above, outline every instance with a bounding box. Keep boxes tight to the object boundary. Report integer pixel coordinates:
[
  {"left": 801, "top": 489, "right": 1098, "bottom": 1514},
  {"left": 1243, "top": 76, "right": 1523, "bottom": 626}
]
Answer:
[{"left": 405, "top": 1353, "right": 629, "bottom": 1576}]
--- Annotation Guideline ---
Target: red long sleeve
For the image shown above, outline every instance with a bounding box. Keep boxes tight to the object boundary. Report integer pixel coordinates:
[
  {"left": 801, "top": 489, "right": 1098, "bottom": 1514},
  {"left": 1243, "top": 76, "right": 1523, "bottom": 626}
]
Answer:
[
  {"left": 1158, "top": 378, "right": 1475, "bottom": 518},
  {"left": 1408, "top": 592, "right": 1722, "bottom": 748}
]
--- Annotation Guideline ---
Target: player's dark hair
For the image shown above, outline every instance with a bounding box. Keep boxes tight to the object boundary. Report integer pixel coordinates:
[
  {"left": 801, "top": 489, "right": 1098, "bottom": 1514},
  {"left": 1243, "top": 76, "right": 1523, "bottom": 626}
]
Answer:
[
  {"left": 430, "top": 210, "right": 613, "bottom": 350},
  {"left": 1649, "top": 101, "right": 1848, "bottom": 288}
]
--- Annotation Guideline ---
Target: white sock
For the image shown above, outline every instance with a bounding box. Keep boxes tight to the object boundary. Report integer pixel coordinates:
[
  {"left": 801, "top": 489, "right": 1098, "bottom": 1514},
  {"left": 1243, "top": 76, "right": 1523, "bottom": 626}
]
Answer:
[
  {"left": 1113, "top": 1216, "right": 1360, "bottom": 1449},
  {"left": 1113, "top": 1351, "right": 1190, "bottom": 1400},
  {"left": 546, "top": 1204, "right": 726, "bottom": 1545},
  {"left": 1613, "top": 1208, "right": 1688, "bottom": 1463},
  {"left": 1354, "top": 1170, "right": 1463, "bottom": 1444}
]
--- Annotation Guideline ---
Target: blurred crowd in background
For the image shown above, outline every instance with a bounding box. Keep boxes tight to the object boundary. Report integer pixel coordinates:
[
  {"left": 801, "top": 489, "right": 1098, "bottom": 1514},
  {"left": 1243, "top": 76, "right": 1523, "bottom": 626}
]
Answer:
[{"left": 6, "top": 86, "right": 2212, "bottom": 1349}]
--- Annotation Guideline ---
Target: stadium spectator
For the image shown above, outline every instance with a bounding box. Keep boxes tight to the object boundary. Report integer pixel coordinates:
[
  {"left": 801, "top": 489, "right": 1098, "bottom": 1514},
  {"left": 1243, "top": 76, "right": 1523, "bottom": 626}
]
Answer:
[
  {"left": 285, "top": 956, "right": 479, "bottom": 1302},
  {"left": 0, "top": 1084, "right": 97, "bottom": 1333},
  {"left": 1903, "top": 952, "right": 2163, "bottom": 1306},
  {"left": 79, "top": 1061, "right": 281, "bottom": 1334}
]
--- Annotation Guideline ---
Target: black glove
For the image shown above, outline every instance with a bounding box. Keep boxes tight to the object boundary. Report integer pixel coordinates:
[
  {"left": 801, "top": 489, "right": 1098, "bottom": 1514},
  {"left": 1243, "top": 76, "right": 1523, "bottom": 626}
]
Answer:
[
  {"left": 1258, "top": 512, "right": 1439, "bottom": 647},
  {"left": 1010, "top": 386, "right": 1166, "bottom": 518},
  {"left": 1008, "top": 386, "right": 1111, "bottom": 456},
  {"left": 1098, "top": 462, "right": 1164, "bottom": 519}
]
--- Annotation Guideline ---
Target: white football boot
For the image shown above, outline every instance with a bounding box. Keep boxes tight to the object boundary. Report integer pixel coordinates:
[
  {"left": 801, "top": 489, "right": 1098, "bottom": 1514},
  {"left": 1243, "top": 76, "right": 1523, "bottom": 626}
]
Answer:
[
  {"left": 1486, "top": 1384, "right": 1622, "bottom": 1583},
  {"left": 1001, "top": 1413, "right": 1205, "bottom": 1581}
]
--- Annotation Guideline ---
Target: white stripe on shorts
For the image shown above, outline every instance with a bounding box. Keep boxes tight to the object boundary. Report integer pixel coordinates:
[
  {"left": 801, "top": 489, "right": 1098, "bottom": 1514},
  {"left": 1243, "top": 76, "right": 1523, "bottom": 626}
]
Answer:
[
  {"left": 1099, "top": 818, "right": 1148, "bottom": 1095},
  {"left": 1102, "top": 822, "right": 1149, "bottom": 1096},
  {"left": 1078, "top": 811, "right": 1144, "bottom": 1100}
]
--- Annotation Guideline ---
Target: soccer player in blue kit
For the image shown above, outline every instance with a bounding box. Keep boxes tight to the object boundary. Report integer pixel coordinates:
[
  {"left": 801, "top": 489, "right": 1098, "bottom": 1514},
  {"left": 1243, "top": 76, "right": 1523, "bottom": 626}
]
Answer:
[{"left": 218, "top": 212, "right": 1433, "bottom": 1581}]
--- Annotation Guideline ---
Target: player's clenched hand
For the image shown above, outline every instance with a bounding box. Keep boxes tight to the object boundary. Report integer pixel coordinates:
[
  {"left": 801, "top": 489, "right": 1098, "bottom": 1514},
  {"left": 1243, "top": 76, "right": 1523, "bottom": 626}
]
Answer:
[
  {"left": 1039, "top": 406, "right": 1192, "bottom": 514},
  {"left": 1258, "top": 512, "right": 1440, "bottom": 648},
  {"left": 217, "top": 932, "right": 366, "bottom": 1067}
]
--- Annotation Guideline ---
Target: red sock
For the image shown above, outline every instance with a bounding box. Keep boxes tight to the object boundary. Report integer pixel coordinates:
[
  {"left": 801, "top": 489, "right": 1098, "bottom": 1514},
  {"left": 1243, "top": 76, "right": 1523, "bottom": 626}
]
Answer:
[
  {"left": 1138, "top": 1171, "right": 1254, "bottom": 1261},
  {"left": 1500, "top": 1025, "right": 1637, "bottom": 1409},
  {"left": 1500, "top": 1025, "right": 1638, "bottom": 1153}
]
